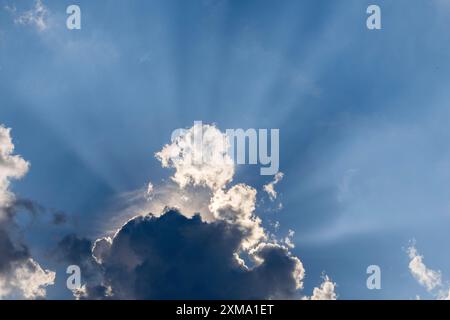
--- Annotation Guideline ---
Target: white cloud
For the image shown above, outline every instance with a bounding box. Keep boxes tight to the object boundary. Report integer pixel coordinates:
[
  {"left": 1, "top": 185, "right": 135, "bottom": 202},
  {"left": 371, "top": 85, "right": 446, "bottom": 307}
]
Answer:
[
  {"left": 308, "top": 275, "right": 337, "bottom": 300},
  {"left": 263, "top": 172, "right": 284, "bottom": 201},
  {"left": 0, "top": 125, "right": 29, "bottom": 216},
  {"left": 146, "top": 181, "right": 154, "bottom": 199},
  {"left": 156, "top": 123, "right": 265, "bottom": 250},
  {"left": 146, "top": 182, "right": 154, "bottom": 194},
  {"left": 209, "top": 184, "right": 265, "bottom": 250},
  {"left": 408, "top": 245, "right": 442, "bottom": 292},
  {"left": 11, "top": 0, "right": 49, "bottom": 31},
  {"left": 283, "top": 229, "right": 295, "bottom": 249},
  {"left": 0, "top": 258, "right": 55, "bottom": 299},
  {"left": 10, "top": 259, "right": 55, "bottom": 299},
  {"left": 92, "top": 237, "right": 112, "bottom": 264},
  {"left": 156, "top": 123, "right": 234, "bottom": 190}
]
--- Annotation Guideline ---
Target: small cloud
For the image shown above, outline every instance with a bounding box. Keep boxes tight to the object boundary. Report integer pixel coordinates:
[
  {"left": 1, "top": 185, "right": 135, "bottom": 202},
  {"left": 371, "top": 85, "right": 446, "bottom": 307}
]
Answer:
[
  {"left": 406, "top": 242, "right": 450, "bottom": 300},
  {"left": 304, "top": 274, "right": 337, "bottom": 300},
  {"left": 272, "top": 220, "right": 280, "bottom": 230},
  {"left": 10, "top": 0, "right": 49, "bottom": 32},
  {"left": 147, "top": 182, "right": 154, "bottom": 195},
  {"left": 263, "top": 172, "right": 284, "bottom": 201},
  {"left": 283, "top": 229, "right": 295, "bottom": 249},
  {"left": 146, "top": 181, "right": 154, "bottom": 200},
  {"left": 407, "top": 244, "right": 442, "bottom": 292}
]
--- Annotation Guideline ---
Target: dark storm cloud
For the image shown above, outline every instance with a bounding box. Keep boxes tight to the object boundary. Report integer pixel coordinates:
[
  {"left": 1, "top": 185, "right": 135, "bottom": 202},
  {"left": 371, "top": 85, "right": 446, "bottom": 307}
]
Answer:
[
  {"left": 55, "top": 234, "right": 108, "bottom": 299},
  {"left": 0, "top": 200, "right": 35, "bottom": 276},
  {"left": 0, "top": 226, "right": 29, "bottom": 273},
  {"left": 56, "top": 234, "right": 94, "bottom": 266},
  {"left": 0, "top": 198, "right": 67, "bottom": 277},
  {"left": 56, "top": 209, "right": 302, "bottom": 299}
]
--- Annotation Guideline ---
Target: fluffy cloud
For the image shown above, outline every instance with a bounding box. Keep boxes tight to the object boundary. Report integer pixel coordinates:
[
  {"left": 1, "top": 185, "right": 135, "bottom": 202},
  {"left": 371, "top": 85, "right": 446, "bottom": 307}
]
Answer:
[
  {"left": 57, "top": 209, "right": 304, "bottom": 299},
  {"left": 209, "top": 184, "right": 265, "bottom": 250},
  {"left": 308, "top": 275, "right": 337, "bottom": 300},
  {"left": 0, "top": 124, "right": 55, "bottom": 299},
  {"left": 408, "top": 245, "right": 442, "bottom": 292},
  {"left": 156, "top": 124, "right": 267, "bottom": 250},
  {"left": 0, "top": 125, "right": 29, "bottom": 213},
  {"left": 54, "top": 122, "right": 336, "bottom": 300},
  {"left": 0, "top": 258, "right": 55, "bottom": 299},
  {"left": 263, "top": 172, "right": 284, "bottom": 201},
  {"left": 407, "top": 244, "right": 450, "bottom": 300},
  {"left": 155, "top": 122, "right": 234, "bottom": 190}
]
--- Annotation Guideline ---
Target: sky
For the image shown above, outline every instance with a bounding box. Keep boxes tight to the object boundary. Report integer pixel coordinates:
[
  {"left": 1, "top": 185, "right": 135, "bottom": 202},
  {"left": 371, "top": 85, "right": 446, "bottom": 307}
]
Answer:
[{"left": 1, "top": 0, "right": 450, "bottom": 300}]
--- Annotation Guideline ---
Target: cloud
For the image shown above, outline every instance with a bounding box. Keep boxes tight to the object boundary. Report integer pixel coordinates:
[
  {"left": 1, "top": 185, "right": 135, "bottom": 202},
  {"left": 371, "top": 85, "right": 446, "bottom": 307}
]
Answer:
[
  {"left": 407, "top": 243, "right": 450, "bottom": 300},
  {"left": 407, "top": 245, "right": 442, "bottom": 292},
  {"left": 263, "top": 172, "right": 284, "bottom": 201},
  {"left": 0, "top": 258, "right": 55, "bottom": 299},
  {"left": 57, "top": 209, "right": 304, "bottom": 299},
  {"left": 54, "top": 122, "right": 338, "bottom": 299},
  {"left": 155, "top": 123, "right": 267, "bottom": 250},
  {"left": 92, "top": 237, "right": 112, "bottom": 265},
  {"left": 55, "top": 234, "right": 108, "bottom": 299},
  {"left": 155, "top": 123, "right": 273, "bottom": 251},
  {"left": 308, "top": 275, "right": 337, "bottom": 300},
  {"left": 209, "top": 184, "right": 265, "bottom": 250},
  {"left": 155, "top": 122, "right": 234, "bottom": 190},
  {"left": 0, "top": 124, "right": 55, "bottom": 299},
  {"left": 283, "top": 229, "right": 295, "bottom": 249},
  {"left": 146, "top": 181, "right": 154, "bottom": 198},
  {"left": 0, "top": 125, "right": 29, "bottom": 213},
  {"left": 11, "top": 0, "right": 49, "bottom": 32}
]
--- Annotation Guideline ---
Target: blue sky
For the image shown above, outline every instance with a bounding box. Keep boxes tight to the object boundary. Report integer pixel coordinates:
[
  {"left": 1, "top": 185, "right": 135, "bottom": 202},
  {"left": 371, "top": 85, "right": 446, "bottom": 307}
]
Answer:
[{"left": 1, "top": 0, "right": 450, "bottom": 299}]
